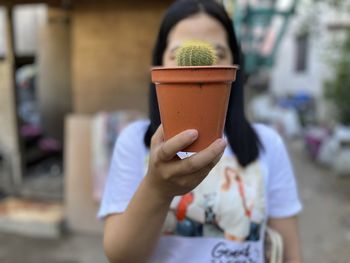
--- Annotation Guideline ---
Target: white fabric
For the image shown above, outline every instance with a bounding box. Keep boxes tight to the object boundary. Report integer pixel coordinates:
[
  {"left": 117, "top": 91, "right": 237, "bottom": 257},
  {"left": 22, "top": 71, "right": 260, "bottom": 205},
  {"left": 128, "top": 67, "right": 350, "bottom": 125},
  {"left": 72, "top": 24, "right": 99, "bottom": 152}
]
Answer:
[
  {"left": 318, "top": 125, "right": 350, "bottom": 174},
  {"left": 98, "top": 120, "right": 302, "bottom": 263}
]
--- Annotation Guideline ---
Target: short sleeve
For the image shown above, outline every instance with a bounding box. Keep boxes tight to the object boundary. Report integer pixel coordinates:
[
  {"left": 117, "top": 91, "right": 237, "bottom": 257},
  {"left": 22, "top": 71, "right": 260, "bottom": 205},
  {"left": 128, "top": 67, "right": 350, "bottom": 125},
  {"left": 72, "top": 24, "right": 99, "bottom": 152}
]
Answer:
[
  {"left": 258, "top": 126, "right": 303, "bottom": 218},
  {"left": 97, "top": 120, "right": 149, "bottom": 219}
]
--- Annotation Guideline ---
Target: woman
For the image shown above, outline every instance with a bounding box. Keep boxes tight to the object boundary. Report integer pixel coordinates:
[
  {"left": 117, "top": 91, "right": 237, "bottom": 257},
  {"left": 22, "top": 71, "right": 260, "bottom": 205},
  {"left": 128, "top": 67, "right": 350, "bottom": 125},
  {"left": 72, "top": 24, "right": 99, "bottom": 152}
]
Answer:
[{"left": 99, "top": 0, "right": 303, "bottom": 262}]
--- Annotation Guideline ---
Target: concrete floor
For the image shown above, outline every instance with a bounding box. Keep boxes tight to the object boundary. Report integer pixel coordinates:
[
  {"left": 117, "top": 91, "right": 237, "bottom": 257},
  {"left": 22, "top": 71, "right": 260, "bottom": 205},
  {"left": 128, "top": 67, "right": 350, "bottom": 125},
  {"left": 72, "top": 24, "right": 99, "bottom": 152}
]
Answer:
[
  {"left": 291, "top": 140, "right": 350, "bottom": 263},
  {"left": 1, "top": 139, "right": 350, "bottom": 262},
  {"left": 0, "top": 232, "right": 108, "bottom": 263}
]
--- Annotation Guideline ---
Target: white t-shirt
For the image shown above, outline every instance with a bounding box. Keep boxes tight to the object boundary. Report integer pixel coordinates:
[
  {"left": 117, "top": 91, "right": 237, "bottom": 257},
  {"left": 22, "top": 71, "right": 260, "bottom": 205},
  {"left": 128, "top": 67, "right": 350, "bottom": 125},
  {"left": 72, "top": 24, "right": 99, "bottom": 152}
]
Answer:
[{"left": 98, "top": 120, "right": 302, "bottom": 263}]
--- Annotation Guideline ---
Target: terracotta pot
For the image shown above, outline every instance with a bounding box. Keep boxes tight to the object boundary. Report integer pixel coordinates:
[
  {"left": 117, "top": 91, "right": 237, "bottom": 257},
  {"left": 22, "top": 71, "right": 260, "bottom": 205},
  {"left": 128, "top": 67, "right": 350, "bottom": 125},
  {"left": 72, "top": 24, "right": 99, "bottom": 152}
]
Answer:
[{"left": 151, "top": 66, "right": 238, "bottom": 152}]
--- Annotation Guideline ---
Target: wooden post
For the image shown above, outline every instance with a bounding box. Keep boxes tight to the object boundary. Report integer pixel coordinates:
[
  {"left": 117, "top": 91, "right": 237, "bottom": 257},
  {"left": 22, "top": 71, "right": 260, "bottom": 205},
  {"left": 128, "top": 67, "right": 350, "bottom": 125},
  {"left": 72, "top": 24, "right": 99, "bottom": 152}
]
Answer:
[{"left": 4, "top": 5, "right": 23, "bottom": 188}]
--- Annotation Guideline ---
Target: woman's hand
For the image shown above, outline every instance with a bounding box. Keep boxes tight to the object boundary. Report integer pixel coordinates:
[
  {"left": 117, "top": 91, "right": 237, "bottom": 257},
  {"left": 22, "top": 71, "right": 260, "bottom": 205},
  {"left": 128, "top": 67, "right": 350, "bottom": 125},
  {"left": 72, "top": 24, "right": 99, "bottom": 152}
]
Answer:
[{"left": 144, "top": 125, "right": 227, "bottom": 200}]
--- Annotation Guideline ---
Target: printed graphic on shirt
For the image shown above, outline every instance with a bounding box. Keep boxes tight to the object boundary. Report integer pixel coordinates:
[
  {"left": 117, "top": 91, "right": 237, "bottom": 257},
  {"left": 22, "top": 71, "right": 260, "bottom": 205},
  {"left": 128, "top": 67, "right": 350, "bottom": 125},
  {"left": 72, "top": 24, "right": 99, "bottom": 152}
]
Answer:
[
  {"left": 151, "top": 236, "right": 263, "bottom": 263},
  {"left": 145, "top": 155, "right": 266, "bottom": 242}
]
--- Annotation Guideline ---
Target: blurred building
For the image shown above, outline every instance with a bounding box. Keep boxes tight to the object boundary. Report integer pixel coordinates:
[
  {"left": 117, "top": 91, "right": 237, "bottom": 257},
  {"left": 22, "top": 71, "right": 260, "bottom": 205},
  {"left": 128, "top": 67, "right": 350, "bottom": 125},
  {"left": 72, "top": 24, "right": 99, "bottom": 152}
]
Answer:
[
  {"left": 0, "top": 0, "right": 171, "bottom": 189},
  {"left": 270, "top": 0, "right": 350, "bottom": 124}
]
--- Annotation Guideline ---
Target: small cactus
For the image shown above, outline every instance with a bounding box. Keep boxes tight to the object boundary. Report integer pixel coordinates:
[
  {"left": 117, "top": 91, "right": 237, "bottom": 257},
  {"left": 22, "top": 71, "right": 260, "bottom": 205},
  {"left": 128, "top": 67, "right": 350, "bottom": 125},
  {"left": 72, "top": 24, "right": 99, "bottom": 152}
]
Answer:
[{"left": 176, "top": 40, "right": 217, "bottom": 66}]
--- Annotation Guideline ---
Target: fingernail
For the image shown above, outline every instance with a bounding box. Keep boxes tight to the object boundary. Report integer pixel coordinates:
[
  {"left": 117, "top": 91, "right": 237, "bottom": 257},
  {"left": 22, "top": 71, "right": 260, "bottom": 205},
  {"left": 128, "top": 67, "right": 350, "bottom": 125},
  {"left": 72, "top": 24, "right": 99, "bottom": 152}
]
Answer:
[
  {"left": 217, "top": 138, "right": 227, "bottom": 148},
  {"left": 187, "top": 130, "right": 198, "bottom": 138}
]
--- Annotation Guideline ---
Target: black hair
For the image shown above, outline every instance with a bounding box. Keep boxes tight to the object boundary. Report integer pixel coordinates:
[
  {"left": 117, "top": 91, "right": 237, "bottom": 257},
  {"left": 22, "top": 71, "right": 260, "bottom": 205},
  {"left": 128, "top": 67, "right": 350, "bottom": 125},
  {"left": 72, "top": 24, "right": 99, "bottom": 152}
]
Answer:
[{"left": 144, "top": 0, "right": 262, "bottom": 167}]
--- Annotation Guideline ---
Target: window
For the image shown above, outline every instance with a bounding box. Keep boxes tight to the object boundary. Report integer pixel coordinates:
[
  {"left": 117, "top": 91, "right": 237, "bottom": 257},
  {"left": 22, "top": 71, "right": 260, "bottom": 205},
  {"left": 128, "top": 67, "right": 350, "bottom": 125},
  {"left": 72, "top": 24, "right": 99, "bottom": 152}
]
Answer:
[{"left": 295, "top": 33, "right": 309, "bottom": 72}]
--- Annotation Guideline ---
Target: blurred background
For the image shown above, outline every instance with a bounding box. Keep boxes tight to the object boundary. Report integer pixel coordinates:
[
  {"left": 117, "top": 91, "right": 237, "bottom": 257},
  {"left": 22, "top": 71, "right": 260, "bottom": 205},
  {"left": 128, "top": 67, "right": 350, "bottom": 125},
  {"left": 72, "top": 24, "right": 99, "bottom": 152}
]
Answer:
[{"left": 0, "top": 0, "right": 349, "bottom": 262}]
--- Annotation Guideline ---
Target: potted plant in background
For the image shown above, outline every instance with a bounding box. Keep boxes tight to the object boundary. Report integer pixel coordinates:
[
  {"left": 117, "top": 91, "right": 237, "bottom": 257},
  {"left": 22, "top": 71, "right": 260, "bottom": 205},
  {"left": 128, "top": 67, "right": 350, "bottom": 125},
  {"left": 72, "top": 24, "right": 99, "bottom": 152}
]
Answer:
[{"left": 151, "top": 40, "right": 239, "bottom": 152}]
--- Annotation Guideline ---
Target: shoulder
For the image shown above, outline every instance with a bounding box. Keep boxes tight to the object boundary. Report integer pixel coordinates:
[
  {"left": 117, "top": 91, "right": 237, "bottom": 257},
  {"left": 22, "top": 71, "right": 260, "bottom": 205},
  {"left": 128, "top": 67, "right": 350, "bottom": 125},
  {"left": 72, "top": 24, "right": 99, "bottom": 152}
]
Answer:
[
  {"left": 116, "top": 119, "right": 150, "bottom": 151},
  {"left": 118, "top": 119, "right": 150, "bottom": 140},
  {"left": 121, "top": 119, "right": 150, "bottom": 135},
  {"left": 251, "top": 123, "right": 286, "bottom": 161},
  {"left": 252, "top": 123, "right": 284, "bottom": 147}
]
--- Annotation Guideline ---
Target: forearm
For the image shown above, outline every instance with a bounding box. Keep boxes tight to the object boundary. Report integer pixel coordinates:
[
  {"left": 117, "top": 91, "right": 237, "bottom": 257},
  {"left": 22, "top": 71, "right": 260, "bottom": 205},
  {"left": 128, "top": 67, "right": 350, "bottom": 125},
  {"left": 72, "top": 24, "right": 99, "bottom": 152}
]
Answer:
[{"left": 104, "top": 177, "right": 172, "bottom": 263}]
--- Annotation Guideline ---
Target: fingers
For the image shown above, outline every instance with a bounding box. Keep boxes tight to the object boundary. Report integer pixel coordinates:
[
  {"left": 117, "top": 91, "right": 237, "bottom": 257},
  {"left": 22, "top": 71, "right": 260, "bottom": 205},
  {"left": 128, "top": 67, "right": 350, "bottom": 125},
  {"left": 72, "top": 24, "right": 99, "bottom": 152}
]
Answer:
[
  {"left": 151, "top": 125, "right": 164, "bottom": 146},
  {"left": 170, "top": 143, "right": 225, "bottom": 189},
  {"left": 158, "top": 129, "right": 198, "bottom": 161},
  {"left": 206, "top": 149, "right": 225, "bottom": 170},
  {"left": 178, "top": 138, "right": 227, "bottom": 174}
]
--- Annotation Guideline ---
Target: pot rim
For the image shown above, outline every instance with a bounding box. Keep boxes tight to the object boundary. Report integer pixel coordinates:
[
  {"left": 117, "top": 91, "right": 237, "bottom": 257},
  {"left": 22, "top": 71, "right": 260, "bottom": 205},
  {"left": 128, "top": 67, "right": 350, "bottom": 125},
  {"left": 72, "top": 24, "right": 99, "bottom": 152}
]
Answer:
[
  {"left": 151, "top": 65, "right": 240, "bottom": 71},
  {"left": 151, "top": 65, "right": 239, "bottom": 83}
]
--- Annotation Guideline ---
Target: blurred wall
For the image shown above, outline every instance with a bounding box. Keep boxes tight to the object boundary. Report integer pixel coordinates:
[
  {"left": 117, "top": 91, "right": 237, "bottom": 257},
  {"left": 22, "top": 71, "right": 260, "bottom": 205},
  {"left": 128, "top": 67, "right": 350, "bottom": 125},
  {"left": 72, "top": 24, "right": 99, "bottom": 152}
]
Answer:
[
  {"left": 13, "top": 5, "right": 46, "bottom": 56},
  {"left": 270, "top": 1, "right": 349, "bottom": 124},
  {"left": 0, "top": 5, "right": 46, "bottom": 56},
  {"left": 37, "top": 7, "right": 71, "bottom": 141},
  {"left": 71, "top": 0, "right": 172, "bottom": 114}
]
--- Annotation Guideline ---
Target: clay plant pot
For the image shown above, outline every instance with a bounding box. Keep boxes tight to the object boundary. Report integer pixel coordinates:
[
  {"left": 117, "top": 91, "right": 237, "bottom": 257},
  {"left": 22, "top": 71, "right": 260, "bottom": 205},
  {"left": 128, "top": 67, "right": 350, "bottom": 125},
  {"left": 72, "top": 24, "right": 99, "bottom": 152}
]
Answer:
[{"left": 151, "top": 66, "right": 238, "bottom": 152}]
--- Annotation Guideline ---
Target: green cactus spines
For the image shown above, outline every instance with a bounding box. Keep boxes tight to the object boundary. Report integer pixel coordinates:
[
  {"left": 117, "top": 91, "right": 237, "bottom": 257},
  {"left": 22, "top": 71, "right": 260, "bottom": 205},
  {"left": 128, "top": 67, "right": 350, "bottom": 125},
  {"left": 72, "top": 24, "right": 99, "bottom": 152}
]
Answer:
[{"left": 176, "top": 40, "right": 217, "bottom": 66}]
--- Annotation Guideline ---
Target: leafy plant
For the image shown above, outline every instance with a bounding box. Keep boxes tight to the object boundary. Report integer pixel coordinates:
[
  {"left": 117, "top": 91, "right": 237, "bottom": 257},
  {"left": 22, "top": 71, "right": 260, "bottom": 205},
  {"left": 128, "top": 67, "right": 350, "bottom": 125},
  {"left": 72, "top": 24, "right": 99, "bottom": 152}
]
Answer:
[
  {"left": 324, "top": 29, "right": 350, "bottom": 124},
  {"left": 176, "top": 40, "right": 217, "bottom": 66}
]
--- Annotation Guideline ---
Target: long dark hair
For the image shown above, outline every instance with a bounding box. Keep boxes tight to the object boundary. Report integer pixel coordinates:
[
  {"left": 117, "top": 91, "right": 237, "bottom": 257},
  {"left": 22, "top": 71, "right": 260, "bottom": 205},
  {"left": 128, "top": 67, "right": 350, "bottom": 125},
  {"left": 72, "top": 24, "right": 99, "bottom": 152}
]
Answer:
[{"left": 144, "top": 0, "right": 261, "bottom": 167}]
